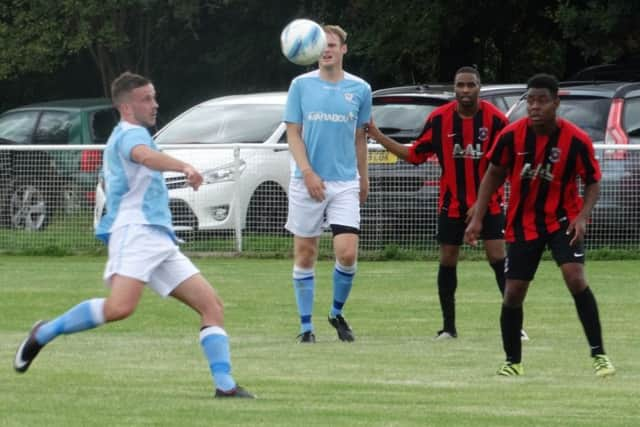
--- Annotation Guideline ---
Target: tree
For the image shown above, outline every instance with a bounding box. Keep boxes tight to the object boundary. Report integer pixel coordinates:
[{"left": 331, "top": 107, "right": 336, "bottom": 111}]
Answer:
[
  {"left": 0, "top": 0, "right": 211, "bottom": 96},
  {"left": 554, "top": 0, "right": 640, "bottom": 63}
]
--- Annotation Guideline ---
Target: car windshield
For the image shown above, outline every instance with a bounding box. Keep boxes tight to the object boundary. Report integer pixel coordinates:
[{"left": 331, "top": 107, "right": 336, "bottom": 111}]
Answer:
[
  {"left": 155, "top": 104, "right": 284, "bottom": 144},
  {"left": 509, "top": 96, "right": 611, "bottom": 141},
  {"left": 372, "top": 101, "right": 443, "bottom": 136}
]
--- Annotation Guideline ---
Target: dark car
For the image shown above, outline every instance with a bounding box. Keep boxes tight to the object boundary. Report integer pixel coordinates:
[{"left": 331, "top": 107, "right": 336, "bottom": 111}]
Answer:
[
  {"left": 365, "top": 83, "right": 526, "bottom": 242},
  {"left": 507, "top": 81, "right": 640, "bottom": 242},
  {"left": 0, "top": 99, "right": 119, "bottom": 230}
]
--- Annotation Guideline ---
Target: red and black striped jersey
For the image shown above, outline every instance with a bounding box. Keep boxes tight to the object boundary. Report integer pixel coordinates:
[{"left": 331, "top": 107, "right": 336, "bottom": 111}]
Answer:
[
  {"left": 488, "top": 117, "right": 601, "bottom": 242},
  {"left": 406, "top": 100, "right": 508, "bottom": 218}
]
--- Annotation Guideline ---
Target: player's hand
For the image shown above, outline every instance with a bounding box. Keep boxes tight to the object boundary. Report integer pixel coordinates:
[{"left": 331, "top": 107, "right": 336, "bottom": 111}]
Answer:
[
  {"left": 566, "top": 217, "right": 587, "bottom": 246},
  {"left": 464, "top": 218, "right": 482, "bottom": 247},
  {"left": 303, "top": 169, "right": 325, "bottom": 201},
  {"left": 183, "top": 165, "right": 203, "bottom": 191}
]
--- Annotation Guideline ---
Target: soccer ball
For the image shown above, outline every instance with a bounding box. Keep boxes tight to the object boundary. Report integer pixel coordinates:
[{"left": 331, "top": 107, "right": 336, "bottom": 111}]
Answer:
[{"left": 280, "top": 19, "right": 327, "bottom": 66}]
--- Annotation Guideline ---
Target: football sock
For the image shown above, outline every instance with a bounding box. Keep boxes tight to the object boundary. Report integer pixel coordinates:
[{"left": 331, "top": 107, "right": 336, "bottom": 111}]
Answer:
[
  {"left": 500, "top": 304, "right": 523, "bottom": 363},
  {"left": 490, "top": 259, "right": 506, "bottom": 296},
  {"left": 35, "top": 298, "right": 106, "bottom": 345},
  {"left": 437, "top": 264, "right": 457, "bottom": 332},
  {"left": 200, "top": 326, "right": 236, "bottom": 392},
  {"left": 293, "top": 265, "right": 315, "bottom": 333},
  {"left": 572, "top": 286, "right": 605, "bottom": 356},
  {"left": 330, "top": 262, "right": 356, "bottom": 318}
]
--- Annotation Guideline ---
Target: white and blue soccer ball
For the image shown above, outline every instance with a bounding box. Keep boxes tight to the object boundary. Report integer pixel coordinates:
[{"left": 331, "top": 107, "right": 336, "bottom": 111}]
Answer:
[{"left": 280, "top": 19, "right": 327, "bottom": 66}]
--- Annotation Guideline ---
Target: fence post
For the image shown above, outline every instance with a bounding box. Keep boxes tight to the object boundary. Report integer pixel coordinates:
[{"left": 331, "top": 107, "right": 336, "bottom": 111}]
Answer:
[{"left": 232, "top": 145, "right": 243, "bottom": 253}]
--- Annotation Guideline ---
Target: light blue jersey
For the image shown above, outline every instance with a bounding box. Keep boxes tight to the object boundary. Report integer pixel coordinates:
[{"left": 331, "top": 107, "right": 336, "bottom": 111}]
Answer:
[
  {"left": 95, "top": 121, "right": 174, "bottom": 243},
  {"left": 284, "top": 70, "right": 372, "bottom": 181}
]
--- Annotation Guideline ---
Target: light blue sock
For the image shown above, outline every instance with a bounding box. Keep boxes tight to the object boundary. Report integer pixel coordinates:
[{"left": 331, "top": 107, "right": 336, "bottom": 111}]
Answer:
[
  {"left": 35, "top": 298, "right": 106, "bottom": 345},
  {"left": 293, "top": 266, "right": 314, "bottom": 333},
  {"left": 331, "top": 262, "right": 356, "bottom": 318},
  {"left": 200, "top": 326, "right": 236, "bottom": 392}
]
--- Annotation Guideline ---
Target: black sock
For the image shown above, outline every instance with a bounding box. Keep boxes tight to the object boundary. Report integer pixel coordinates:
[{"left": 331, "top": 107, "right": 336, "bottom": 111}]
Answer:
[
  {"left": 500, "top": 304, "right": 523, "bottom": 363},
  {"left": 438, "top": 264, "right": 457, "bottom": 333},
  {"left": 572, "top": 287, "right": 605, "bottom": 356},
  {"left": 490, "top": 259, "right": 506, "bottom": 296}
]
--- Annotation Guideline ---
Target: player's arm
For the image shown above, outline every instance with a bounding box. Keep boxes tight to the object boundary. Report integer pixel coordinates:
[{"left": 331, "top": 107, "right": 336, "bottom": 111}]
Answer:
[
  {"left": 464, "top": 163, "right": 507, "bottom": 246},
  {"left": 355, "top": 126, "right": 369, "bottom": 204},
  {"left": 366, "top": 119, "right": 410, "bottom": 160},
  {"left": 286, "top": 122, "right": 325, "bottom": 201},
  {"left": 131, "top": 144, "right": 202, "bottom": 190}
]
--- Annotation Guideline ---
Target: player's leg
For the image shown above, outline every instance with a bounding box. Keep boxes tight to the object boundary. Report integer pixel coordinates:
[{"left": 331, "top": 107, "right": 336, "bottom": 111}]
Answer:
[
  {"left": 435, "top": 213, "right": 464, "bottom": 339},
  {"left": 325, "top": 181, "right": 360, "bottom": 342},
  {"left": 285, "top": 178, "right": 326, "bottom": 342},
  {"left": 329, "top": 227, "right": 358, "bottom": 342},
  {"left": 550, "top": 230, "right": 615, "bottom": 376},
  {"left": 497, "top": 239, "right": 543, "bottom": 375},
  {"left": 14, "top": 225, "right": 151, "bottom": 374},
  {"left": 165, "top": 259, "right": 253, "bottom": 398},
  {"left": 481, "top": 212, "right": 507, "bottom": 295},
  {"left": 293, "top": 236, "right": 320, "bottom": 342}
]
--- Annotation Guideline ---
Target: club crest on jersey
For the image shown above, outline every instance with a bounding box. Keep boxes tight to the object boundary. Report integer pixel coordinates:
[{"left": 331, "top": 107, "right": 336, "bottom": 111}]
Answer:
[
  {"left": 344, "top": 92, "right": 355, "bottom": 103},
  {"left": 478, "top": 127, "right": 489, "bottom": 141},
  {"left": 549, "top": 147, "right": 561, "bottom": 163},
  {"left": 453, "top": 143, "right": 483, "bottom": 159}
]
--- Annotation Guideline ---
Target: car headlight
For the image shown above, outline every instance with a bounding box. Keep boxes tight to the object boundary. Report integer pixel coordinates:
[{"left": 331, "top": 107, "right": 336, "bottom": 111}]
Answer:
[{"left": 202, "top": 159, "right": 246, "bottom": 184}]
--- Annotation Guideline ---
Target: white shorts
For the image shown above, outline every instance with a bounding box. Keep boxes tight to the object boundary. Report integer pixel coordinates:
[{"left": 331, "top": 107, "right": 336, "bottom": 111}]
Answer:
[
  {"left": 285, "top": 178, "right": 360, "bottom": 237},
  {"left": 103, "top": 224, "right": 199, "bottom": 297}
]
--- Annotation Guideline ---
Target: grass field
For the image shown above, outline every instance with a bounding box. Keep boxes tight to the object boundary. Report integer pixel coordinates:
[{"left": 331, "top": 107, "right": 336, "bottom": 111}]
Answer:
[{"left": 1, "top": 256, "right": 638, "bottom": 426}]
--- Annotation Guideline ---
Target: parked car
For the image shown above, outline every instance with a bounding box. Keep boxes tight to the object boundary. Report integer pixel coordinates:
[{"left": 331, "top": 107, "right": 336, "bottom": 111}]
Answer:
[
  {"left": 0, "top": 98, "right": 118, "bottom": 230},
  {"left": 366, "top": 83, "right": 527, "bottom": 238},
  {"left": 153, "top": 92, "right": 291, "bottom": 235},
  {"left": 507, "top": 81, "right": 640, "bottom": 239}
]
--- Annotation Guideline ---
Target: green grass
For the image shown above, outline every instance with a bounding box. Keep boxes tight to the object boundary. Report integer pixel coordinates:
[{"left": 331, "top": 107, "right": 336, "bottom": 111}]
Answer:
[{"left": 1, "top": 257, "right": 638, "bottom": 426}]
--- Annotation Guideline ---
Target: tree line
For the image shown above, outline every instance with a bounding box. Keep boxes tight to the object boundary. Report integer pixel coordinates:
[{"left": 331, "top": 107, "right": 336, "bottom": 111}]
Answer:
[{"left": 1, "top": 0, "right": 638, "bottom": 122}]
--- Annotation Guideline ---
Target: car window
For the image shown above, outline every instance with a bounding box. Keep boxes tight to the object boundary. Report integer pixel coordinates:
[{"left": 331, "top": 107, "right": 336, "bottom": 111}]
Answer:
[
  {"left": 623, "top": 97, "right": 640, "bottom": 137},
  {"left": 91, "top": 109, "right": 119, "bottom": 143},
  {"left": 509, "top": 96, "right": 610, "bottom": 141},
  {"left": 34, "top": 111, "right": 72, "bottom": 144},
  {"left": 0, "top": 111, "right": 39, "bottom": 144},
  {"left": 502, "top": 95, "right": 523, "bottom": 111},
  {"left": 484, "top": 96, "right": 507, "bottom": 112},
  {"left": 155, "top": 104, "right": 284, "bottom": 144},
  {"left": 372, "top": 101, "right": 443, "bottom": 134}
]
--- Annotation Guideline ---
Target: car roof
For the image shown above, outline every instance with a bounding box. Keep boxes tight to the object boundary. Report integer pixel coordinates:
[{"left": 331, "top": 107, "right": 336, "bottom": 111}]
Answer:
[
  {"left": 198, "top": 92, "right": 288, "bottom": 106},
  {"left": 2, "top": 98, "right": 112, "bottom": 114},
  {"left": 557, "top": 81, "right": 640, "bottom": 98},
  {"left": 372, "top": 83, "right": 526, "bottom": 98}
]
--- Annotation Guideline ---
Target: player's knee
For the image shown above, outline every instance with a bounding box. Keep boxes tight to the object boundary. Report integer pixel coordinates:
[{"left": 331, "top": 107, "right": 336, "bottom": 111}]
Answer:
[
  {"left": 103, "top": 301, "right": 136, "bottom": 322},
  {"left": 337, "top": 250, "right": 357, "bottom": 266}
]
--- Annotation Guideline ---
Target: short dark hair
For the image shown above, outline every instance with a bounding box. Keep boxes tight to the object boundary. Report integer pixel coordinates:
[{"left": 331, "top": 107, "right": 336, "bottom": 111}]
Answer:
[
  {"left": 111, "top": 71, "right": 151, "bottom": 106},
  {"left": 527, "top": 73, "right": 559, "bottom": 97},
  {"left": 454, "top": 66, "right": 481, "bottom": 82}
]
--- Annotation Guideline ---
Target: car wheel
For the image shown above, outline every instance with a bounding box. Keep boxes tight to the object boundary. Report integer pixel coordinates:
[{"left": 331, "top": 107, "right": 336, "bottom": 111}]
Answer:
[
  {"left": 245, "top": 182, "right": 288, "bottom": 234},
  {"left": 10, "top": 182, "right": 51, "bottom": 231}
]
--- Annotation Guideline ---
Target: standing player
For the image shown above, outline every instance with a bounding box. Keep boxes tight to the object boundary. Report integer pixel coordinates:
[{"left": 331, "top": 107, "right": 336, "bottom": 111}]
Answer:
[
  {"left": 464, "top": 73, "right": 615, "bottom": 377},
  {"left": 284, "top": 25, "right": 371, "bottom": 343},
  {"left": 367, "top": 66, "right": 524, "bottom": 340},
  {"left": 14, "top": 71, "right": 254, "bottom": 398}
]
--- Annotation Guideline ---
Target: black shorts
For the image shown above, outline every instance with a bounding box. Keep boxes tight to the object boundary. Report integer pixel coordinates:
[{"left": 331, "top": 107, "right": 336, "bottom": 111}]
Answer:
[
  {"left": 437, "top": 212, "right": 505, "bottom": 246},
  {"left": 505, "top": 224, "right": 586, "bottom": 281}
]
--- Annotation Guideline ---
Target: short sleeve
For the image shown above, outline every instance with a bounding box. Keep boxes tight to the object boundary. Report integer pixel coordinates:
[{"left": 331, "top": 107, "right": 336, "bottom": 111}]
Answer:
[{"left": 284, "top": 78, "right": 303, "bottom": 124}]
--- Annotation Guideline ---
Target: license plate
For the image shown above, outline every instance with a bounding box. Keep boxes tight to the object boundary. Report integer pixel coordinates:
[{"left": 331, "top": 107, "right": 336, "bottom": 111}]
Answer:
[{"left": 368, "top": 151, "right": 398, "bottom": 164}]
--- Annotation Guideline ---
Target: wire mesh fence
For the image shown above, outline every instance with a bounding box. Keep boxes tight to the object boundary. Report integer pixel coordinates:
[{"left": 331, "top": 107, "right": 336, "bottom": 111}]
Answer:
[{"left": 1, "top": 144, "right": 638, "bottom": 256}]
